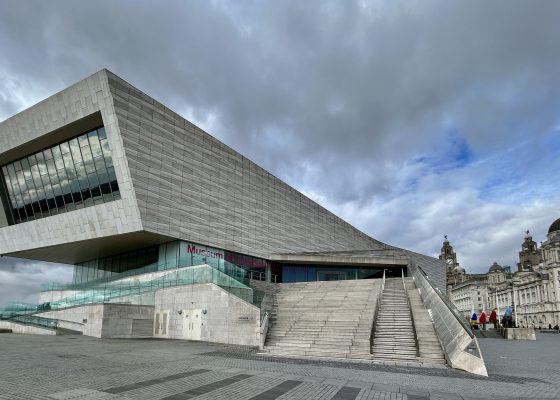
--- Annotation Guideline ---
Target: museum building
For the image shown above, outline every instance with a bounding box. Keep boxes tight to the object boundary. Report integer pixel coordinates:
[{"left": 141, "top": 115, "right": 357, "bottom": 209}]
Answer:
[
  {"left": 0, "top": 70, "right": 487, "bottom": 362},
  {"left": 0, "top": 69, "right": 445, "bottom": 288}
]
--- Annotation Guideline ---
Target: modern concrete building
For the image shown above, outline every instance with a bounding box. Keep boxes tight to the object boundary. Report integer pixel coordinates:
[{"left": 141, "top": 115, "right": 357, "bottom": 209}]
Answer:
[
  {"left": 0, "top": 69, "right": 446, "bottom": 288},
  {"left": 0, "top": 70, "right": 487, "bottom": 375}
]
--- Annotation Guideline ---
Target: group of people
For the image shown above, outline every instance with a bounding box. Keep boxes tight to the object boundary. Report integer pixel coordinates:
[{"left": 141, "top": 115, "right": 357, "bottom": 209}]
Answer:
[
  {"left": 469, "top": 308, "right": 509, "bottom": 330},
  {"left": 470, "top": 308, "right": 560, "bottom": 331}
]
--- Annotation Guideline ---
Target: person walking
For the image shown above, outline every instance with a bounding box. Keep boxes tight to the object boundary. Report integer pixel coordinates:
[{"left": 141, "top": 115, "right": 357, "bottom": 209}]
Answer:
[
  {"left": 490, "top": 308, "right": 498, "bottom": 329},
  {"left": 479, "top": 310, "right": 487, "bottom": 331},
  {"left": 471, "top": 311, "right": 478, "bottom": 330},
  {"left": 504, "top": 306, "right": 513, "bottom": 328}
]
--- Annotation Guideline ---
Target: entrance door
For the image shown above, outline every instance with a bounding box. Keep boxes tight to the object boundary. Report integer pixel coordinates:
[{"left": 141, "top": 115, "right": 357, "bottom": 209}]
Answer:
[
  {"left": 153, "top": 310, "right": 169, "bottom": 338},
  {"left": 183, "top": 309, "right": 202, "bottom": 340},
  {"left": 317, "top": 271, "right": 347, "bottom": 281}
]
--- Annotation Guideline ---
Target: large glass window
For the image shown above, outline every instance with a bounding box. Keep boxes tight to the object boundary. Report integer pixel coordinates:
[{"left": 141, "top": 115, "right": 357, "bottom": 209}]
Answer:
[
  {"left": 73, "top": 246, "right": 159, "bottom": 284},
  {"left": 0, "top": 127, "right": 120, "bottom": 224}
]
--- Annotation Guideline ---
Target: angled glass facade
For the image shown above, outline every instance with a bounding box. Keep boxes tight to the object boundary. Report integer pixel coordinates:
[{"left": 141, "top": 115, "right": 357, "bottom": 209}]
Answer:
[
  {"left": 71, "top": 240, "right": 275, "bottom": 285},
  {"left": 0, "top": 127, "right": 119, "bottom": 224}
]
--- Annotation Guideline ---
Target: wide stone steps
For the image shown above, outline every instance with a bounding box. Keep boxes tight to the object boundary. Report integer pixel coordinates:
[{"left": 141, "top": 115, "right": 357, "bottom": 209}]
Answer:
[
  {"left": 264, "top": 277, "right": 446, "bottom": 366},
  {"left": 264, "top": 278, "right": 382, "bottom": 360}
]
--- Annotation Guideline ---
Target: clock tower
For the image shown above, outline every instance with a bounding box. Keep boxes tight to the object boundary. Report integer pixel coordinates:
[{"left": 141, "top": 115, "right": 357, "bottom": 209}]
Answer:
[{"left": 439, "top": 235, "right": 466, "bottom": 293}]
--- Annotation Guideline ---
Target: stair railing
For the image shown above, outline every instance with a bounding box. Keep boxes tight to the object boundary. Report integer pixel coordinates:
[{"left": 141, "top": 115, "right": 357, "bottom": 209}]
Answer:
[
  {"left": 370, "top": 269, "right": 386, "bottom": 352},
  {"left": 259, "top": 311, "right": 270, "bottom": 350},
  {"left": 402, "top": 268, "right": 420, "bottom": 358}
]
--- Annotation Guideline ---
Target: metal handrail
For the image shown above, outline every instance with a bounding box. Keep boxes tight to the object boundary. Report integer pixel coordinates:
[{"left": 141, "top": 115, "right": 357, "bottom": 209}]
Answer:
[
  {"left": 402, "top": 268, "right": 419, "bottom": 357},
  {"left": 3, "top": 264, "right": 265, "bottom": 319},
  {"left": 248, "top": 271, "right": 278, "bottom": 283},
  {"left": 370, "top": 269, "right": 386, "bottom": 352},
  {"left": 415, "top": 265, "right": 474, "bottom": 339},
  {"left": 259, "top": 311, "right": 270, "bottom": 350}
]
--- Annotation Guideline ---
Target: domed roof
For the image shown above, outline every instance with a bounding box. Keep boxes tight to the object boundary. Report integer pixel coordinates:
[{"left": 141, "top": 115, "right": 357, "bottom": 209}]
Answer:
[
  {"left": 489, "top": 262, "right": 502, "bottom": 272},
  {"left": 453, "top": 265, "right": 465, "bottom": 274},
  {"left": 548, "top": 218, "right": 560, "bottom": 234}
]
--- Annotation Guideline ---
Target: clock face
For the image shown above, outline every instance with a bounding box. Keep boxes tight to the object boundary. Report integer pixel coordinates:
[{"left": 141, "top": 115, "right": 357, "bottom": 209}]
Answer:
[{"left": 446, "top": 258, "right": 454, "bottom": 265}]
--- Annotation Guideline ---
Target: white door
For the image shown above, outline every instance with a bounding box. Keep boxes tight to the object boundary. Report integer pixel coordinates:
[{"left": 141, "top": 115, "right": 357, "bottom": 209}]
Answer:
[
  {"left": 153, "top": 310, "right": 169, "bottom": 338},
  {"left": 183, "top": 309, "right": 202, "bottom": 341}
]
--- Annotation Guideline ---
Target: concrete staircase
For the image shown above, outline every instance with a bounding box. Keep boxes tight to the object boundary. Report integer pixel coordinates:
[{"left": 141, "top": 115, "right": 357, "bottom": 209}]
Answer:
[
  {"left": 264, "top": 279, "right": 381, "bottom": 359},
  {"left": 370, "top": 277, "right": 446, "bottom": 364},
  {"left": 371, "top": 278, "right": 418, "bottom": 362}
]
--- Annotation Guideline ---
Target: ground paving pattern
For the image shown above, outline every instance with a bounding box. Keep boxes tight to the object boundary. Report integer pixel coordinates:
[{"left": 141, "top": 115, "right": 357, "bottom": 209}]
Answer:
[{"left": 0, "top": 333, "right": 558, "bottom": 400}]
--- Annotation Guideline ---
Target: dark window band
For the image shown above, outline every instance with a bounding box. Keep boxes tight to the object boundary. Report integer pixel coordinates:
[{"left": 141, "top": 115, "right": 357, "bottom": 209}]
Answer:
[{"left": 1, "top": 126, "right": 120, "bottom": 225}]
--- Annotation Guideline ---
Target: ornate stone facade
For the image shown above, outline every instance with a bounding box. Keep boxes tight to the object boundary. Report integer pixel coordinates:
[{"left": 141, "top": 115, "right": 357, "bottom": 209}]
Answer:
[
  {"left": 439, "top": 236, "right": 467, "bottom": 293},
  {"left": 449, "top": 218, "right": 560, "bottom": 328}
]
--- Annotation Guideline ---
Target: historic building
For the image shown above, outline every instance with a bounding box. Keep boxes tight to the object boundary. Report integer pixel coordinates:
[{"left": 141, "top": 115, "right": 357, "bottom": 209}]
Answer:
[
  {"left": 439, "top": 236, "right": 467, "bottom": 293},
  {"left": 448, "top": 219, "right": 560, "bottom": 328},
  {"left": 517, "top": 230, "right": 542, "bottom": 272},
  {"left": 449, "top": 262, "right": 513, "bottom": 319},
  {"left": 488, "top": 220, "right": 560, "bottom": 328}
]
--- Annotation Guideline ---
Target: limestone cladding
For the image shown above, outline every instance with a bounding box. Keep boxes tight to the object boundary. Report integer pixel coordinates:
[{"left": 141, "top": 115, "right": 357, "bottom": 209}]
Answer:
[
  {"left": 0, "top": 70, "right": 142, "bottom": 257},
  {"left": 154, "top": 283, "right": 260, "bottom": 347},
  {"left": 0, "top": 69, "right": 446, "bottom": 292},
  {"left": 38, "top": 303, "right": 154, "bottom": 338},
  {"left": 0, "top": 321, "right": 56, "bottom": 335},
  {"left": 106, "top": 71, "right": 385, "bottom": 259},
  {"left": 39, "top": 304, "right": 104, "bottom": 337},
  {"left": 100, "top": 304, "right": 154, "bottom": 338}
]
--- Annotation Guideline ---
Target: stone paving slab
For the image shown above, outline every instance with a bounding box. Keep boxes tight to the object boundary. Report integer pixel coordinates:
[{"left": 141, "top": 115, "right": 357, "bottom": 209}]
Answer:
[{"left": 0, "top": 333, "right": 558, "bottom": 399}]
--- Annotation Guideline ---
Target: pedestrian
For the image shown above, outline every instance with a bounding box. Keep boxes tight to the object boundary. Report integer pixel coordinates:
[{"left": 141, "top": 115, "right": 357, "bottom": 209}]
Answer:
[
  {"left": 490, "top": 308, "right": 498, "bottom": 329},
  {"left": 549, "top": 323, "right": 553, "bottom": 330},
  {"left": 504, "top": 306, "right": 513, "bottom": 328},
  {"left": 471, "top": 311, "right": 478, "bottom": 330},
  {"left": 479, "top": 310, "right": 487, "bottom": 331}
]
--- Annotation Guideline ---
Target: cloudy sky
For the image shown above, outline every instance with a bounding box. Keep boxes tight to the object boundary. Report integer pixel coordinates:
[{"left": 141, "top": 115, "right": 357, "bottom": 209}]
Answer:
[{"left": 1, "top": 0, "right": 560, "bottom": 306}]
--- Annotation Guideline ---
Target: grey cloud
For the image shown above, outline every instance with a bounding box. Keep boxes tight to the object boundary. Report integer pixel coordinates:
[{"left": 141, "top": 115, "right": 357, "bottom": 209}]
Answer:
[
  {"left": 0, "top": 257, "right": 73, "bottom": 307},
  {"left": 0, "top": 0, "right": 559, "bottom": 284}
]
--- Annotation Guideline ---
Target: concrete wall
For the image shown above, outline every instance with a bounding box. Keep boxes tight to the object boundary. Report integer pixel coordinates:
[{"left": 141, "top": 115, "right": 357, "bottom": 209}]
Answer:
[
  {"left": 39, "top": 304, "right": 104, "bottom": 337},
  {"left": 100, "top": 304, "right": 154, "bottom": 338},
  {"left": 0, "top": 321, "right": 56, "bottom": 335},
  {"left": 38, "top": 303, "right": 154, "bottom": 338},
  {"left": 155, "top": 283, "right": 260, "bottom": 347},
  {"left": 500, "top": 327, "right": 537, "bottom": 340}
]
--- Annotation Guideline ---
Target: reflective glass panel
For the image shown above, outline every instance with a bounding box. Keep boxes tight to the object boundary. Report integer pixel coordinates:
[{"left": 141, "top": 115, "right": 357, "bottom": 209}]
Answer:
[{"left": 0, "top": 126, "right": 120, "bottom": 224}]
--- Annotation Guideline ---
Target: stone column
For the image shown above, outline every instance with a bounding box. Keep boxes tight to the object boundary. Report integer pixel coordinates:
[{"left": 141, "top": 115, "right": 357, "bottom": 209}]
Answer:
[
  {"left": 512, "top": 286, "right": 519, "bottom": 327},
  {"left": 552, "top": 268, "right": 560, "bottom": 303}
]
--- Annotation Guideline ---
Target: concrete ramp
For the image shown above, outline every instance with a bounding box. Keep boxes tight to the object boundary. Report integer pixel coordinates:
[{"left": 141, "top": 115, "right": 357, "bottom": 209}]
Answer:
[{"left": 409, "top": 264, "right": 488, "bottom": 376}]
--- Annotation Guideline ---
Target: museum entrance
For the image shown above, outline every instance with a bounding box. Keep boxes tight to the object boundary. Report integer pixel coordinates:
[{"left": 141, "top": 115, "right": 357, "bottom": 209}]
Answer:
[{"left": 281, "top": 265, "right": 407, "bottom": 283}]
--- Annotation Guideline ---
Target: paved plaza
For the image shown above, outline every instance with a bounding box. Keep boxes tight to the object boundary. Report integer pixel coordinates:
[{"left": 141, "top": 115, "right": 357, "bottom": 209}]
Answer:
[{"left": 0, "top": 332, "right": 559, "bottom": 400}]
